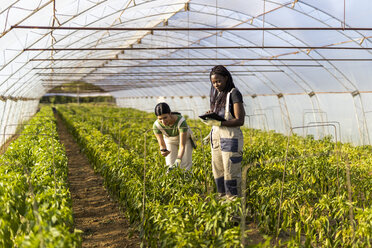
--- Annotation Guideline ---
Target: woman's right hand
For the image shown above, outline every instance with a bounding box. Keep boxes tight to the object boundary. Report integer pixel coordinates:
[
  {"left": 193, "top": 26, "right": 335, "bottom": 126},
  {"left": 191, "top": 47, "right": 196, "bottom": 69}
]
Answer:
[{"left": 161, "top": 150, "right": 171, "bottom": 157}]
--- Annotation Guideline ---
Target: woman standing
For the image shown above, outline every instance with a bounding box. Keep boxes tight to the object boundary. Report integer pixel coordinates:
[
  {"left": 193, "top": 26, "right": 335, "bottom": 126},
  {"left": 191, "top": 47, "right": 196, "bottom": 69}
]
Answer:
[
  {"left": 153, "top": 102, "right": 194, "bottom": 171},
  {"left": 202, "top": 65, "right": 245, "bottom": 199}
]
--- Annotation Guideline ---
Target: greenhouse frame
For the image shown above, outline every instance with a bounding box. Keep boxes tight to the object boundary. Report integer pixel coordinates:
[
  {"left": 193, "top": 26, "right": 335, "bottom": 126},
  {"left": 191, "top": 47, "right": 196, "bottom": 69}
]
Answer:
[{"left": 1, "top": 0, "right": 372, "bottom": 247}]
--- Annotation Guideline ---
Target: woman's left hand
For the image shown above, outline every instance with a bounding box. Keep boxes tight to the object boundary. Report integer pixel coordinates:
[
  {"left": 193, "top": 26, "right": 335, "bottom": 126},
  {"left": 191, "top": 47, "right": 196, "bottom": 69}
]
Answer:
[
  {"left": 201, "top": 119, "right": 221, "bottom": 126},
  {"left": 174, "top": 158, "right": 181, "bottom": 167}
]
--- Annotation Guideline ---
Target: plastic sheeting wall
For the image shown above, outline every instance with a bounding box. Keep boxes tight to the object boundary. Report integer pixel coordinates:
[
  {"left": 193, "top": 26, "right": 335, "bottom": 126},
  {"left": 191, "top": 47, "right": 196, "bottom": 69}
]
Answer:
[
  {"left": 116, "top": 93, "right": 372, "bottom": 146},
  {"left": 0, "top": 100, "right": 39, "bottom": 147},
  {"left": 116, "top": 95, "right": 209, "bottom": 121}
]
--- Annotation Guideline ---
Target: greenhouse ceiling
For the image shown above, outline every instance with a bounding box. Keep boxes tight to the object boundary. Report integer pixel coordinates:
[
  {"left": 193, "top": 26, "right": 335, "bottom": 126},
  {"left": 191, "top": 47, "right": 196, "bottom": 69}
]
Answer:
[{"left": 1, "top": 0, "right": 372, "bottom": 144}]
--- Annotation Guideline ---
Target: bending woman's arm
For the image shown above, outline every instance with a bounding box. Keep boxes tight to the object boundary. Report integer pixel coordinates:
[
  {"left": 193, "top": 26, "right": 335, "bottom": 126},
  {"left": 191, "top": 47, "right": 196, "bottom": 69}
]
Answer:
[
  {"left": 177, "top": 131, "right": 187, "bottom": 159},
  {"left": 221, "top": 102, "right": 245, "bottom": 127},
  {"left": 154, "top": 133, "right": 170, "bottom": 157}
]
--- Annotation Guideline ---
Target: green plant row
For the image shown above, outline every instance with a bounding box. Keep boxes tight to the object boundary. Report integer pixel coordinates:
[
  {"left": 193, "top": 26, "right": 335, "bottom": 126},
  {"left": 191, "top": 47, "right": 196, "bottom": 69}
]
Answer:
[
  {"left": 57, "top": 105, "right": 245, "bottom": 247},
  {"left": 242, "top": 129, "right": 371, "bottom": 247},
  {"left": 60, "top": 105, "right": 371, "bottom": 247},
  {"left": 0, "top": 107, "right": 81, "bottom": 247}
]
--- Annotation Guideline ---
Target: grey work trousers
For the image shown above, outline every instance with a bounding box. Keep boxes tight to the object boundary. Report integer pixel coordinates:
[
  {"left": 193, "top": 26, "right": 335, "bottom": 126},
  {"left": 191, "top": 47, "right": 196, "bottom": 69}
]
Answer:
[{"left": 211, "top": 126, "right": 243, "bottom": 196}]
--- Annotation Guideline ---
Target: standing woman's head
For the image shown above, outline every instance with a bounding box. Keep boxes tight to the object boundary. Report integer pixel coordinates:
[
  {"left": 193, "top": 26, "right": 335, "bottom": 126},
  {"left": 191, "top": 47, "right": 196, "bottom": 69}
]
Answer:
[{"left": 209, "top": 65, "right": 236, "bottom": 112}]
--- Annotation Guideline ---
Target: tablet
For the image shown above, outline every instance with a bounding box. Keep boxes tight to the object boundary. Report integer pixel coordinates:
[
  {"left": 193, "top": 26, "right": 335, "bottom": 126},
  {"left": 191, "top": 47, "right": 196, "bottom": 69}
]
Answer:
[{"left": 199, "top": 112, "right": 226, "bottom": 121}]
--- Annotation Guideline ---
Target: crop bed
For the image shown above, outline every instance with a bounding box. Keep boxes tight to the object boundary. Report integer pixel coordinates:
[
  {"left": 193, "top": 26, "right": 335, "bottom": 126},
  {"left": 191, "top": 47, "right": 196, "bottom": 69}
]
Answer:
[
  {"left": 3, "top": 104, "right": 369, "bottom": 247},
  {"left": 57, "top": 105, "right": 371, "bottom": 247},
  {"left": 0, "top": 107, "right": 81, "bottom": 247}
]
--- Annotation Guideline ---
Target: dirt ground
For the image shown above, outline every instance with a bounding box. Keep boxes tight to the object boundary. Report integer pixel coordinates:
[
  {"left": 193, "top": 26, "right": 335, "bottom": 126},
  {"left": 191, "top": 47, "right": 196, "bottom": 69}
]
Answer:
[{"left": 55, "top": 114, "right": 141, "bottom": 248}]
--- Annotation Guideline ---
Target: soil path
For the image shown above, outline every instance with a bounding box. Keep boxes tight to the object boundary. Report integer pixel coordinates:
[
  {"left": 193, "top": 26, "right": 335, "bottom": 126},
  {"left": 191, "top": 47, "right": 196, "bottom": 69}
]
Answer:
[{"left": 55, "top": 113, "right": 140, "bottom": 248}]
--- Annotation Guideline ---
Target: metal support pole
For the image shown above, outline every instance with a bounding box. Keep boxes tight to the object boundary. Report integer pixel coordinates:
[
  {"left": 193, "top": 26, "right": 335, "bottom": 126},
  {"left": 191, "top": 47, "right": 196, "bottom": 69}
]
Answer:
[
  {"left": 25, "top": 45, "right": 372, "bottom": 51},
  {"left": 246, "top": 114, "right": 269, "bottom": 131},
  {"left": 13, "top": 25, "right": 372, "bottom": 31},
  {"left": 240, "top": 163, "right": 255, "bottom": 246},
  {"left": 302, "top": 109, "right": 328, "bottom": 137}
]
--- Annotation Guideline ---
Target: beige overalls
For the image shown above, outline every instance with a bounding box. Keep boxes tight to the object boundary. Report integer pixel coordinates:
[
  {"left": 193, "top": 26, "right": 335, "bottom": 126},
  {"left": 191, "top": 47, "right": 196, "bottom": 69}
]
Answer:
[
  {"left": 155, "top": 116, "right": 193, "bottom": 171},
  {"left": 211, "top": 88, "right": 244, "bottom": 196}
]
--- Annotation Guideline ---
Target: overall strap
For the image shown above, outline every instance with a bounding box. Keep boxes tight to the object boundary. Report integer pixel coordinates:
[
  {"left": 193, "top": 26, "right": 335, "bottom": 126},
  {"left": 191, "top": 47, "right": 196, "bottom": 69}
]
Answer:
[
  {"left": 178, "top": 116, "right": 186, "bottom": 129},
  {"left": 178, "top": 116, "right": 191, "bottom": 135},
  {"left": 179, "top": 115, "right": 197, "bottom": 148},
  {"left": 224, "top": 88, "right": 235, "bottom": 120},
  {"left": 154, "top": 120, "right": 168, "bottom": 137},
  {"left": 155, "top": 116, "right": 184, "bottom": 137}
]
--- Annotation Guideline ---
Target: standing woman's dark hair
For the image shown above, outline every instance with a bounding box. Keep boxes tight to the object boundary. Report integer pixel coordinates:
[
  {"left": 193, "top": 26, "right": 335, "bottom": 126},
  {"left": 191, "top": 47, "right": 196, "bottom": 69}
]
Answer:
[
  {"left": 209, "top": 65, "right": 236, "bottom": 113},
  {"left": 155, "top": 102, "right": 171, "bottom": 116}
]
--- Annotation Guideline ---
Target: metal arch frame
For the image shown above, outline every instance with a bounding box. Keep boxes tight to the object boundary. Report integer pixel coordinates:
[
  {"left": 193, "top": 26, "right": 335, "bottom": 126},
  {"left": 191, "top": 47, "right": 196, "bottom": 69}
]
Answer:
[
  {"left": 0, "top": 0, "right": 54, "bottom": 39},
  {"left": 73, "top": 6, "right": 323, "bottom": 98},
  {"left": 68, "top": 2, "right": 189, "bottom": 69},
  {"left": 83, "top": 39, "right": 214, "bottom": 92},
  {"left": 68, "top": 2, "right": 189, "bottom": 73},
  {"left": 0, "top": 0, "right": 22, "bottom": 16},
  {"left": 270, "top": 0, "right": 363, "bottom": 91},
  {"left": 0, "top": 1, "right": 364, "bottom": 95},
  {"left": 74, "top": 29, "right": 281, "bottom": 95},
  {"left": 302, "top": 109, "right": 329, "bottom": 137},
  {"left": 238, "top": 1, "right": 368, "bottom": 142},
  {"left": 54, "top": 5, "right": 291, "bottom": 64},
  {"left": 22, "top": 12, "right": 200, "bottom": 96},
  {"left": 164, "top": 8, "right": 309, "bottom": 133},
  {"left": 184, "top": 2, "right": 371, "bottom": 137},
  {"left": 0, "top": 0, "right": 107, "bottom": 74},
  {"left": 1, "top": 0, "right": 181, "bottom": 96},
  {"left": 123, "top": 1, "right": 372, "bottom": 99},
  {"left": 0, "top": 0, "right": 109, "bottom": 73},
  {"left": 15, "top": 74, "right": 45, "bottom": 98},
  {"left": 277, "top": 0, "right": 372, "bottom": 59},
  {"left": 32, "top": 12, "right": 197, "bottom": 76},
  {"left": 0, "top": 0, "right": 112, "bottom": 97},
  {"left": 28, "top": 58, "right": 372, "bottom": 61},
  {"left": 58, "top": 4, "right": 308, "bottom": 119},
  {"left": 36, "top": 71, "right": 261, "bottom": 76},
  {"left": 31, "top": 64, "right": 325, "bottom": 69},
  {"left": 25, "top": 45, "right": 372, "bottom": 52},
  {"left": 110, "top": 5, "right": 328, "bottom": 134},
  {"left": 254, "top": 107, "right": 276, "bottom": 129},
  {"left": 6, "top": 2, "right": 307, "bottom": 92},
  {"left": 274, "top": 0, "right": 371, "bottom": 144},
  {"left": 4, "top": 2, "right": 306, "bottom": 94},
  {"left": 7, "top": 3, "right": 190, "bottom": 98},
  {"left": 22, "top": 26, "right": 372, "bottom": 32},
  {"left": 0, "top": 10, "right": 177, "bottom": 97}
]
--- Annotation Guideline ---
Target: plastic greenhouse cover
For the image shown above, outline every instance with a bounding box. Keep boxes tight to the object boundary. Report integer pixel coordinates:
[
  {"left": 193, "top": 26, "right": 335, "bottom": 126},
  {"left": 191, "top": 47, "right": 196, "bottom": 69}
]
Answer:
[{"left": 0, "top": 0, "right": 371, "bottom": 96}]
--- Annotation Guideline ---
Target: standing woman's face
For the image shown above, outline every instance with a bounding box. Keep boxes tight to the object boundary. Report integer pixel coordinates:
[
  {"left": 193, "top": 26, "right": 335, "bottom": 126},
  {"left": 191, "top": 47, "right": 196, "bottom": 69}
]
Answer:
[{"left": 211, "top": 74, "right": 227, "bottom": 92}]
